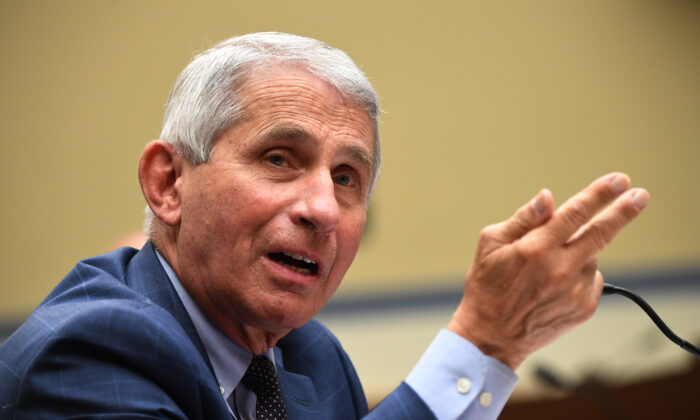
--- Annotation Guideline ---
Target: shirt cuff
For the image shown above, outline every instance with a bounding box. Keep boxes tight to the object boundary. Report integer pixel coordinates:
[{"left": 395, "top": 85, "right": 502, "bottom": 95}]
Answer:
[{"left": 405, "top": 329, "right": 518, "bottom": 420}]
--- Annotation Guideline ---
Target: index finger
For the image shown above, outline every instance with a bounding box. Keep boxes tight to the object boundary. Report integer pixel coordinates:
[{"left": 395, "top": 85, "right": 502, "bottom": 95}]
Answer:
[
  {"left": 544, "top": 172, "right": 630, "bottom": 244},
  {"left": 566, "top": 187, "right": 649, "bottom": 262}
]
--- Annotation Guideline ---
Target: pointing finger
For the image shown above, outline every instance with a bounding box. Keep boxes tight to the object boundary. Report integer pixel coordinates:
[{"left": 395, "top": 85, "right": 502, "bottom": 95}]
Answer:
[
  {"left": 545, "top": 173, "right": 630, "bottom": 244},
  {"left": 567, "top": 187, "right": 649, "bottom": 262}
]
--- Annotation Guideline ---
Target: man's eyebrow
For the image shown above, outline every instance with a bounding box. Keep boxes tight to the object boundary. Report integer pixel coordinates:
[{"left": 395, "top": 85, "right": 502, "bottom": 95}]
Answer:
[
  {"left": 259, "top": 125, "right": 374, "bottom": 175},
  {"left": 344, "top": 144, "right": 373, "bottom": 175},
  {"left": 260, "top": 126, "right": 309, "bottom": 143}
]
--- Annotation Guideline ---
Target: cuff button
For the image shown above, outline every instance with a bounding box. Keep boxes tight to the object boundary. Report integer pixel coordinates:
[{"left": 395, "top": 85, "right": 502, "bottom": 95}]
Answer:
[
  {"left": 479, "top": 391, "right": 493, "bottom": 407},
  {"left": 456, "top": 377, "right": 471, "bottom": 394}
]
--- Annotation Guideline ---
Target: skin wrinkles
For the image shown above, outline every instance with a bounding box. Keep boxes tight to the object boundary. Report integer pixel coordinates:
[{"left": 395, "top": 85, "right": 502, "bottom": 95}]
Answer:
[
  {"left": 262, "top": 126, "right": 373, "bottom": 171},
  {"left": 156, "top": 67, "right": 374, "bottom": 354},
  {"left": 448, "top": 173, "right": 649, "bottom": 368},
  {"left": 243, "top": 73, "right": 370, "bottom": 141},
  {"left": 256, "top": 126, "right": 373, "bottom": 190}
]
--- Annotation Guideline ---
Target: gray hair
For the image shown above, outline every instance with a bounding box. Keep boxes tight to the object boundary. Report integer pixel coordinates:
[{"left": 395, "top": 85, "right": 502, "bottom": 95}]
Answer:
[{"left": 144, "top": 32, "right": 381, "bottom": 235}]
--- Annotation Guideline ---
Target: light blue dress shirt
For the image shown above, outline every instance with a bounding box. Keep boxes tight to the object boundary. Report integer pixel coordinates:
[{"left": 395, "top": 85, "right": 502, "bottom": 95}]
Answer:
[
  {"left": 156, "top": 251, "right": 518, "bottom": 419},
  {"left": 156, "top": 251, "right": 271, "bottom": 419},
  {"left": 406, "top": 329, "right": 518, "bottom": 418}
]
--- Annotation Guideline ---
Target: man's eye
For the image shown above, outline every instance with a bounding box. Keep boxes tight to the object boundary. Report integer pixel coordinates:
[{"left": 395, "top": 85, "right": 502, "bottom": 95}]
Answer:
[
  {"left": 267, "top": 155, "right": 285, "bottom": 166},
  {"left": 334, "top": 174, "right": 353, "bottom": 187}
]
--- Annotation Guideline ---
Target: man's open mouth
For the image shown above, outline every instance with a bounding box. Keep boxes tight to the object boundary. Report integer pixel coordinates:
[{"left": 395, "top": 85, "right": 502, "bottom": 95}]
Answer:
[{"left": 268, "top": 252, "right": 319, "bottom": 275}]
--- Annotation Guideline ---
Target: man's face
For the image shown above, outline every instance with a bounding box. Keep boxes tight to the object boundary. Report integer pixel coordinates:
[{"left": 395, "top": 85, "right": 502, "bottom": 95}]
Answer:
[{"left": 174, "top": 68, "right": 374, "bottom": 347}]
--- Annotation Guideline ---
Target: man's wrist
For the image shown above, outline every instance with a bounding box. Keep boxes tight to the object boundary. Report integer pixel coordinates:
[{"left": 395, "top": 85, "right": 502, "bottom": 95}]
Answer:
[
  {"left": 406, "top": 329, "right": 518, "bottom": 419},
  {"left": 446, "top": 315, "right": 525, "bottom": 370}
]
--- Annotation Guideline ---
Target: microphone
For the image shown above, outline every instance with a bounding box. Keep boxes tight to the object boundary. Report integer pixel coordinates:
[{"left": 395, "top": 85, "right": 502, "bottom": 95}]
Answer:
[{"left": 602, "top": 283, "right": 700, "bottom": 358}]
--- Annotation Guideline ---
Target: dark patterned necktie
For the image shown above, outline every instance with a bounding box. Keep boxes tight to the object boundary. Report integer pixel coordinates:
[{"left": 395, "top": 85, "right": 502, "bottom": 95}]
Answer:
[{"left": 241, "top": 355, "right": 288, "bottom": 420}]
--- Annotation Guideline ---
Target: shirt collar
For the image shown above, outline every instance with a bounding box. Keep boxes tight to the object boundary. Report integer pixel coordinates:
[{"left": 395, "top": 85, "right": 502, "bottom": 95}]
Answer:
[{"left": 154, "top": 249, "right": 275, "bottom": 402}]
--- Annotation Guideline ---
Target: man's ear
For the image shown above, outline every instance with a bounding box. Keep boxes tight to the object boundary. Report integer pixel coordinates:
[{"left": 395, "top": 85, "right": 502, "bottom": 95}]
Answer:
[{"left": 138, "top": 140, "right": 185, "bottom": 226}]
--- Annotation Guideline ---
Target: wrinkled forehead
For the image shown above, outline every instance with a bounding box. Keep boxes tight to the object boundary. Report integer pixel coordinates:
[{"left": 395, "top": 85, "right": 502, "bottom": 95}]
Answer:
[
  {"left": 236, "top": 64, "right": 378, "bottom": 159},
  {"left": 239, "top": 63, "right": 373, "bottom": 119}
]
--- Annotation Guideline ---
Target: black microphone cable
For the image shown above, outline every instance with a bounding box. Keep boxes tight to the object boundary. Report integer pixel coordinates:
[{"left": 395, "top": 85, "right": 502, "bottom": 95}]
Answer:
[{"left": 602, "top": 283, "right": 700, "bottom": 358}]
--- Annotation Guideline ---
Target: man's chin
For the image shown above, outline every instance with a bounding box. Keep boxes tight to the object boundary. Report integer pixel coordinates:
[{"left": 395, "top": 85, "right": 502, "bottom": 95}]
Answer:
[{"left": 259, "top": 308, "right": 314, "bottom": 332}]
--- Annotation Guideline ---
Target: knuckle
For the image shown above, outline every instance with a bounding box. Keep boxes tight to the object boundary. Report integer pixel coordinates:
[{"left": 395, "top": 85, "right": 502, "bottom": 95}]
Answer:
[
  {"left": 479, "top": 224, "right": 499, "bottom": 240},
  {"left": 551, "top": 263, "right": 574, "bottom": 282},
  {"left": 510, "top": 244, "right": 530, "bottom": 267},
  {"left": 519, "top": 240, "right": 548, "bottom": 261},
  {"left": 564, "top": 201, "right": 590, "bottom": 227},
  {"left": 511, "top": 211, "right": 530, "bottom": 232},
  {"left": 587, "top": 225, "right": 611, "bottom": 250}
]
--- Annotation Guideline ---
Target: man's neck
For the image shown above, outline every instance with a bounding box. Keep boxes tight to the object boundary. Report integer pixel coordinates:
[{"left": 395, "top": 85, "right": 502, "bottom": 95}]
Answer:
[{"left": 152, "top": 235, "right": 288, "bottom": 354}]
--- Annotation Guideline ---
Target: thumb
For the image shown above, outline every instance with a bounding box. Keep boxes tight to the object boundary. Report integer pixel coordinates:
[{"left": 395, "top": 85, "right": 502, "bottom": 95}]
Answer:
[{"left": 498, "top": 188, "right": 553, "bottom": 242}]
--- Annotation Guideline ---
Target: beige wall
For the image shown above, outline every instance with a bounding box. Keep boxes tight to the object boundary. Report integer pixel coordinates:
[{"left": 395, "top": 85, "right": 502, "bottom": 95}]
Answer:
[{"left": 1, "top": 1, "right": 698, "bottom": 316}]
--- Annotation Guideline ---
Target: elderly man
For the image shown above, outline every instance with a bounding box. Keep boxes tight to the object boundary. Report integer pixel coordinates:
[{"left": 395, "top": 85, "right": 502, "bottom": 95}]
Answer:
[{"left": 0, "top": 33, "right": 648, "bottom": 419}]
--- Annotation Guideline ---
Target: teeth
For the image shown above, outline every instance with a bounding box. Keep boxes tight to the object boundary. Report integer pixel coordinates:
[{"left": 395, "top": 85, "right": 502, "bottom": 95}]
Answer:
[
  {"left": 283, "top": 252, "right": 316, "bottom": 265},
  {"left": 280, "top": 262, "right": 312, "bottom": 274}
]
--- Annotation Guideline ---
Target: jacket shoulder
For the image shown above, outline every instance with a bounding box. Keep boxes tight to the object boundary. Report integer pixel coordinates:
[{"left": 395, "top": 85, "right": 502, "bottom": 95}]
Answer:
[
  {"left": 0, "top": 247, "right": 228, "bottom": 419},
  {"left": 0, "top": 298, "right": 224, "bottom": 419}
]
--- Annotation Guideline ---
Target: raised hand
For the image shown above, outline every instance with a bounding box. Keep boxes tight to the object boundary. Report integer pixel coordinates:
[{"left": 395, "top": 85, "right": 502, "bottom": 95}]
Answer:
[{"left": 447, "top": 173, "right": 649, "bottom": 369}]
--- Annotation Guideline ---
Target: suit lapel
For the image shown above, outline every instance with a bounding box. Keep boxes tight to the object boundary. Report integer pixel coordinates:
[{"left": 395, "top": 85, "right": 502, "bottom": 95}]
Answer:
[
  {"left": 274, "top": 347, "right": 322, "bottom": 420},
  {"left": 125, "top": 242, "right": 217, "bottom": 379}
]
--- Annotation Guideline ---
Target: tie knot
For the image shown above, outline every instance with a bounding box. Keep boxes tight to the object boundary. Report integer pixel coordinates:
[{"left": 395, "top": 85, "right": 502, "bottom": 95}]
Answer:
[{"left": 241, "top": 356, "right": 280, "bottom": 397}]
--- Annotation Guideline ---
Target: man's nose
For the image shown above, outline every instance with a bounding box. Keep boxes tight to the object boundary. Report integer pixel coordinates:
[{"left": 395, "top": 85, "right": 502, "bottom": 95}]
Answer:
[{"left": 293, "top": 172, "right": 340, "bottom": 234}]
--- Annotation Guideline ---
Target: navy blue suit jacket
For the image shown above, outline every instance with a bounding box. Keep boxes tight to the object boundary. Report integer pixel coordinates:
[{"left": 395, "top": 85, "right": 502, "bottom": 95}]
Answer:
[{"left": 0, "top": 243, "right": 435, "bottom": 419}]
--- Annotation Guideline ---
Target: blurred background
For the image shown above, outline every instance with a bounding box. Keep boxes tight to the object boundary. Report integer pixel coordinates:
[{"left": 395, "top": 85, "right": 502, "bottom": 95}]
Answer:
[{"left": 1, "top": 1, "right": 698, "bottom": 417}]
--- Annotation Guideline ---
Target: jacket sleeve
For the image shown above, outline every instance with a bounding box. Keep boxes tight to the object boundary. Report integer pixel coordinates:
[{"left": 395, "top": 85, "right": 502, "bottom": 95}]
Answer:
[
  {"left": 363, "top": 382, "right": 436, "bottom": 420},
  {"left": 319, "top": 324, "right": 436, "bottom": 420}
]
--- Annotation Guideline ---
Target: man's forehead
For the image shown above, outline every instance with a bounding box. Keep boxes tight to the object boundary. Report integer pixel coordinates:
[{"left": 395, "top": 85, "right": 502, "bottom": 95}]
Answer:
[
  {"left": 239, "top": 68, "right": 374, "bottom": 143},
  {"left": 240, "top": 67, "right": 364, "bottom": 114}
]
